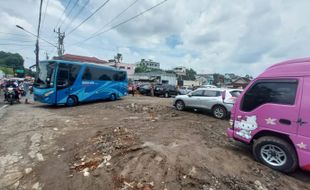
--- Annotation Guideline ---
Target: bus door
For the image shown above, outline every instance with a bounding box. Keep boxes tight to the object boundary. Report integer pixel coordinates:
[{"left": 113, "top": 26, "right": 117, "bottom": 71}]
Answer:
[{"left": 56, "top": 63, "right": 70, "bottom": 104}]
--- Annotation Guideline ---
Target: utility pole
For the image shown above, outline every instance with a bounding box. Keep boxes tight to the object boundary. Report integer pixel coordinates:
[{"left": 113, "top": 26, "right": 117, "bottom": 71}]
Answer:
[
  {"left": 36, "top": 0, "right": 43, "bottom": 73},
  {"left": 54, "top": 28, "right": 65, "bottom": 56}
]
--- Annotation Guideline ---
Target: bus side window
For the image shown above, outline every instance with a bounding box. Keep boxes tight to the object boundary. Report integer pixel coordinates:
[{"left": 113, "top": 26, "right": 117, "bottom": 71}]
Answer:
[
  {"left": 57, "top": 63, "right": 69, "bottom": 88},
  {"left": 82, "top": 67, "right": 92, "bottom": 80},
  {"left": 113, "top": 71, "right": 126, "bottom": 81},
  {"left": 68, "top": 64, "right": 81, "bottom": 85}
]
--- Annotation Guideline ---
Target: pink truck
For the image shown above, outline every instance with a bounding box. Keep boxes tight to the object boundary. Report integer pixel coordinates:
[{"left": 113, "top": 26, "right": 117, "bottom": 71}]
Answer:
[{"left": 227, "top": 58, "right": 310, "bottom": 173}]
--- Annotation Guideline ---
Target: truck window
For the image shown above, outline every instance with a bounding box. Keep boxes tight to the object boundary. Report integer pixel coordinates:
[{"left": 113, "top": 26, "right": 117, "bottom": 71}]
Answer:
[{"left": 241, "top": 80, "right": 298, "bottom": 112}]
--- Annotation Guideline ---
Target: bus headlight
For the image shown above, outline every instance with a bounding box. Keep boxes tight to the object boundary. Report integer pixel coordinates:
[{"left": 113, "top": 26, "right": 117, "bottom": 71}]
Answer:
[{"left": 44, "top": 90, "right": 54, "bottom": 97}]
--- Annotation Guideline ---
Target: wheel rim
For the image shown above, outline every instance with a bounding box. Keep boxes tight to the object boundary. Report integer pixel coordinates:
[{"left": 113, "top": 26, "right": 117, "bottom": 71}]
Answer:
[
  {"left": 260, "top": 144, "right": 287, "bottom": 167},
  {"left": 214, "top": 107, "right": 224, "bottom": 118},
  {"left": 165, "top": 93, "right": 168, "bottom": 97},
  {"left": 111, "top": 94, "right": 116, "bottom": 101},
  {"left": 67, "top": 97, "right": 75, "bottom": 106},
  {"left": 176, "top": 101, "right": 184, "bottom": 110}
]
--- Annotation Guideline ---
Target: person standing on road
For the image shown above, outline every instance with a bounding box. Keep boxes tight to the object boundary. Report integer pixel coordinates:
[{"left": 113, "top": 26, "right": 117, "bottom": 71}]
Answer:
[{"left": 131, "top": 84, "right": 135, "bottom": 96}]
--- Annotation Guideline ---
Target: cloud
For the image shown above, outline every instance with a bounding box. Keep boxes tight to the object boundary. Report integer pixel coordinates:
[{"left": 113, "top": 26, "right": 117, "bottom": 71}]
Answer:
[{"left": 0, "top": 0, "right": 310, "bottom": 77}]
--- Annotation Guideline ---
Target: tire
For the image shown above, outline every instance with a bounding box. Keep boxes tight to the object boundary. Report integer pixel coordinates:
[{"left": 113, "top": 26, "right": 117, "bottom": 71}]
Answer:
[
  {"left": 212, "top": 105, "right": 227, "bottom": 119},
  {"left": 253, "top": 136, "right": 298, "bottom": 173},
  {"left": 66, "top": 96, "right": 78, "bottom": 107},
  {"left": 175, "top": 100, "right": 185, "bottom": 111},
  {"left": 110, "top": 93, "right": 116, "bottom": 101},
  {"left": 164, "top": 92, "right": 169, "bottom": 98}
]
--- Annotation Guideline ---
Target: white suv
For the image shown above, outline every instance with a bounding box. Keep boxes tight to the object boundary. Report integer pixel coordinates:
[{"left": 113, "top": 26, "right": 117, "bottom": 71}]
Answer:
[{"left": 173, "top": 88, "right": 243, "bottom": 119}]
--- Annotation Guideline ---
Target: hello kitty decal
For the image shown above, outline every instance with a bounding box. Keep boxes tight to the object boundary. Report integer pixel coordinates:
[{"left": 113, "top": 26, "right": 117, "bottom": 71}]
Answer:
[{"left": 235, "top": 116, "right": 258, "bottom": 139}]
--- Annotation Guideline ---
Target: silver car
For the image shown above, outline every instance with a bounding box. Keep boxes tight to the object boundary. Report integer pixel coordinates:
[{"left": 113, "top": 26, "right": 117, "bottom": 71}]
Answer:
[{"left": 173, "top": 88, "right": 243, "bottom": 119}]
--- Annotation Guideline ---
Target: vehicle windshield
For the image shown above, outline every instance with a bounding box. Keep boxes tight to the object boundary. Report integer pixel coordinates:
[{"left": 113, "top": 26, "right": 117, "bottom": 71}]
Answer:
[{"left": 34, "top": 61, "right": 56, "bottom": 89}]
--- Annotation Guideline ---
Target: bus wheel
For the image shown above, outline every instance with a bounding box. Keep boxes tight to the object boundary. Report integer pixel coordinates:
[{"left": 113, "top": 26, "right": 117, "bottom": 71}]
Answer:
[
  {"left": 253, "top": 136, "right": 298, "bottom": 173},
  {"left": 110, "top": 93, "right": 116, "bottom": 101},
  {"left": 66, "top": 96, "right": 78, "bottom": 106}
]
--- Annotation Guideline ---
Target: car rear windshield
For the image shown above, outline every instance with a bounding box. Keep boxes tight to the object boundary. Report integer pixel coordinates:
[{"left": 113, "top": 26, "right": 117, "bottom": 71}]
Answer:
[{"left": 229, "top": 90, "right": 242, "bottom": 97}]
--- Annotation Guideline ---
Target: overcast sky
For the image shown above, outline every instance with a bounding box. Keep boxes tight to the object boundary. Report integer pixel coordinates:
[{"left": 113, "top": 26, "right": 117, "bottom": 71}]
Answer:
[{"left": 0, "top": 0, "right": 310, "bottom": 76}]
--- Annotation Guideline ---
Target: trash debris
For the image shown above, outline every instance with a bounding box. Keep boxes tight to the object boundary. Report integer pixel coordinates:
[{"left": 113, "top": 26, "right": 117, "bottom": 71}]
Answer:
[
  {"left": 25, "top": 168, "right": 33, "bottom": 174},
  {"left": 53, "top": 128, "right": 58, "bottom": 131},
  {"left": 36, "top": 153, "right": 44, "bottom": 161}
]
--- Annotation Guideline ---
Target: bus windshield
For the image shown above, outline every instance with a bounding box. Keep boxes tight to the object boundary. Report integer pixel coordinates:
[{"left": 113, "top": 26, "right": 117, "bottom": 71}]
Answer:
[{"left": 34, "top": 61, "right": 56, "bottom": 88}]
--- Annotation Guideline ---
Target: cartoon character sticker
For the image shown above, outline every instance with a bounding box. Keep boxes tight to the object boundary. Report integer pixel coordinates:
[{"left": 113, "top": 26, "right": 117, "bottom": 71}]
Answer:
[{"left": 235, "top": 116, "right": 258, "bottom": 139}]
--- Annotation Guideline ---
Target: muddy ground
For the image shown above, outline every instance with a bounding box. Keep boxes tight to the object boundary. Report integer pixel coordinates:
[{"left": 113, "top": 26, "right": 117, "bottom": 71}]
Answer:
[{"left": 0, "top": 95, "right": 309, "bottom": 190}]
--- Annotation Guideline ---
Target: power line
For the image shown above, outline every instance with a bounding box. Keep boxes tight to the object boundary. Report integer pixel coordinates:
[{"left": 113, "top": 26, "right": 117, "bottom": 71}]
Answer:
[
  {"left": 41, "top": 0, "right": 50, "bottom": 31},
  {"left": 59, "top": 0, "right": 80, "bottom": 28},
  {"left": 16, "top": 25, "right": 57, "bottom": 48},
  {"left": 76, "top": 0, "right": 167, "bottom": 44},
  {"left": 90, "top": 0, "right": 139, "bottom": 38},
  {"left": 66, "top": 0, "right": 110, "bottom": 35},
  {"left": 55, "top": 0, "right": 73, "bottom": 29},
  {"left": 63, "top": 0, "right": 90, "bottom": 32}
]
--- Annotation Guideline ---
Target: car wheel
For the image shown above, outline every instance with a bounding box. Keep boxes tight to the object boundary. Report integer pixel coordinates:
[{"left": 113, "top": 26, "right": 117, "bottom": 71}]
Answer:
[
  {"left": 212, "top": 105, "right": 227, "bottom": 119},
  {"left": 164, "top": 92, "right": 169, "bottom": 98},
  {"left": 66, "top": 96, "right": 78, "bottom": 106},
  {"left": 175, "top": 100, "right": 185, "bottom": 111},
  {"left": 253, "top": 136, "right": 298, "bottom": 173},
  {"left": 110, "top": 93, "right": 116, "bottom": 101}
]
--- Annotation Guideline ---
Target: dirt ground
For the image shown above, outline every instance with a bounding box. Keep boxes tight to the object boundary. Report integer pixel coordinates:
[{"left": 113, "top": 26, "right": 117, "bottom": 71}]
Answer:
[{"left": 0, "top": 95, "right": 310, "bottom": 190}]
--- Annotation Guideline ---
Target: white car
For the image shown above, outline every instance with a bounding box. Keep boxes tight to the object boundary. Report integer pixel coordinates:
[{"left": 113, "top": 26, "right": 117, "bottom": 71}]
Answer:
[
  {"left": 200, "top": 84, "right": 217, "bottom": 88},
  {"left": 173, "top": 88, "right": 243, "bottom": 119}
]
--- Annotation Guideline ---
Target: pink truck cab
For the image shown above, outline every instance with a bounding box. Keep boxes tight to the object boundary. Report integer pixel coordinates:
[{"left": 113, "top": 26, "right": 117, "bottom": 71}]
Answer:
[{"left": 227, "top": 58, "right": 310, "bottom": 173}]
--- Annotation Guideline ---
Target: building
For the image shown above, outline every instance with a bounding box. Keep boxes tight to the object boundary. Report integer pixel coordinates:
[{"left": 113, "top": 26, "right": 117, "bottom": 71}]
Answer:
[
  {"left": 132, "top": 71, "right": 177, "bottom": 85},
  {"left": 54, "top": 54, "right": 136, "bottom": 78},
  {"left": 196, "top": 74, "right": 214, "bottom": 85},
  {"left": 138, "top": 59, "right": 160, "bottom": 69},
  {"left": 107, "top": 60, "right": 136, "bottom": 77},
  {"left": 54, "top": 54, "right": 108, "bottom": 64},
  {"left": 229, "top": 77, "right": 251, "bottom": 89},
  {"left": 173, "top": 66, "right": 186, "bottom": 76}
]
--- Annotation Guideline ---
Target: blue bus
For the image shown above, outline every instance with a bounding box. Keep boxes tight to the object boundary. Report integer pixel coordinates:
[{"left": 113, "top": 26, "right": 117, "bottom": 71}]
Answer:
[{"left": 33, "top": 60, "right": 128, "bottom": 106}]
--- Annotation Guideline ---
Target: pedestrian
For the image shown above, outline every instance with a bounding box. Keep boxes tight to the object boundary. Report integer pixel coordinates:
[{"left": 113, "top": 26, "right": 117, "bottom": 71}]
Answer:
[{"left": 131, "top": 85, "right": 135, "bottom": 96}]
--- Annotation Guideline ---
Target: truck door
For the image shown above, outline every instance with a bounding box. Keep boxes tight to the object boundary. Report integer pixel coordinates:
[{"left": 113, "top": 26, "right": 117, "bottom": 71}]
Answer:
[
  {"left": 297, "top": 77, "right": 310, "bottom": 162},
  {"left": 234, "top": 78, "right": 302, "bottom": 141}
]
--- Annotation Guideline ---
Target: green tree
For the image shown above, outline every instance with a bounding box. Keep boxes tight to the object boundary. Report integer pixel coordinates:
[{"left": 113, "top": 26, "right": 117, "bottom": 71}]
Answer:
[
  {"left": 134, "top": 65, "right": 162, "bottom": 73},
  {"left": 183, "top": 68, "right": 197, "bottom": 80},
  {"left": 0, "top": 51, "right": 24, "bottom": 69}
]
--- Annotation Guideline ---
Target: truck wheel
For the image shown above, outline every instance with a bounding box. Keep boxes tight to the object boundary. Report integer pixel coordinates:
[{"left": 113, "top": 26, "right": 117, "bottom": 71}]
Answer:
[
  {"left": 212, "top": 105, "right": 227, "bottom": 119},
  {"left": 164, "top": 92, "right": 169, "bottom": 98},
  {"left": 175, "top": 100, "right": 185, "bottom": 111},
  {"left": 66, "top": 96, "right": 78, "bottom": 106},
  {"left": 253, "top": 136, "right": 298, "bottom": 173}
]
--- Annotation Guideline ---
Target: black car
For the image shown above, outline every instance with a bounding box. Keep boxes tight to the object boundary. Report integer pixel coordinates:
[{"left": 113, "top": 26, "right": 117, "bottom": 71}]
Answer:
[
  {"left": 154, "top": 84, "right": 178, "bottom": 98},
  {"left": 138, "top": 84, "right": 151, "bottom": 95}
]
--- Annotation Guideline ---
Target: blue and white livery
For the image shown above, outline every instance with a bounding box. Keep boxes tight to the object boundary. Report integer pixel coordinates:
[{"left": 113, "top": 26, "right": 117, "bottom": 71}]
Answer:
[{"left": 33, "top": 60, "right": 128, "bottom": 106}]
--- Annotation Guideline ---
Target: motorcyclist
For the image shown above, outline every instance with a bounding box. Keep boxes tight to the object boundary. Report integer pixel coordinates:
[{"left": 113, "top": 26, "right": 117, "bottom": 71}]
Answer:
[{"left": 4, "top": 80, "right": 20, "bottom": 103}]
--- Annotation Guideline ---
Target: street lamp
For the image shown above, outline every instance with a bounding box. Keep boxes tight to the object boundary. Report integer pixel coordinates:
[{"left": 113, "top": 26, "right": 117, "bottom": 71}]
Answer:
[{"left": 16, "top": 25, "right": 57, "bottom": 75}]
